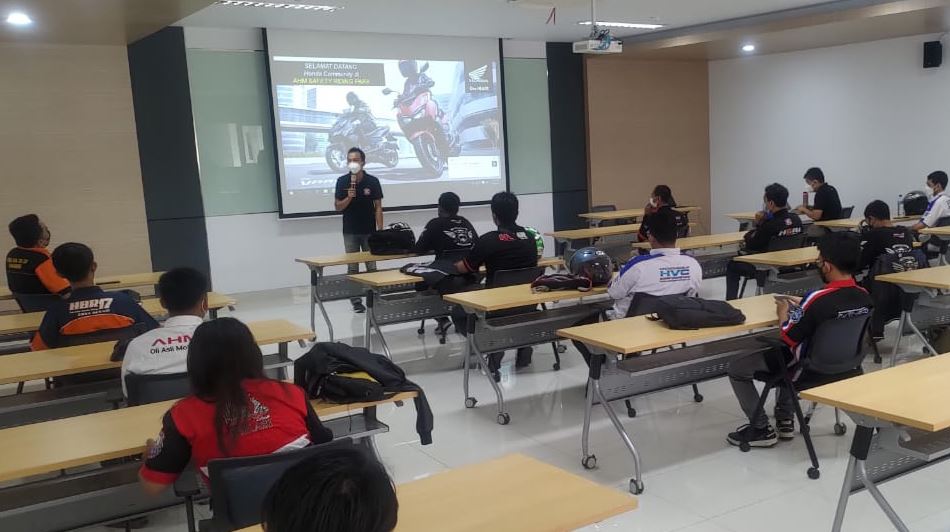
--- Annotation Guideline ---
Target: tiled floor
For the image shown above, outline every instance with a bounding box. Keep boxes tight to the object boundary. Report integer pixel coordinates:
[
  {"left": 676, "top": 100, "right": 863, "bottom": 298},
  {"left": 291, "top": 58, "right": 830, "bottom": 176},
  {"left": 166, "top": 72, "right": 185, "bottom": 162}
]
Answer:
[{"left": 80, "top": 276, "right": 950, "bottom": 531}]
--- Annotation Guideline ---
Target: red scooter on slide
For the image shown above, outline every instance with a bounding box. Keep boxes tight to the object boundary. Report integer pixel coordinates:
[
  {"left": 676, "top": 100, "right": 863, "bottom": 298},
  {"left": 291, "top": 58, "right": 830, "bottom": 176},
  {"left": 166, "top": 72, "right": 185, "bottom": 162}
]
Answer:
[{"left": 382, "top": 60, "right": 461, "bottom": 177}]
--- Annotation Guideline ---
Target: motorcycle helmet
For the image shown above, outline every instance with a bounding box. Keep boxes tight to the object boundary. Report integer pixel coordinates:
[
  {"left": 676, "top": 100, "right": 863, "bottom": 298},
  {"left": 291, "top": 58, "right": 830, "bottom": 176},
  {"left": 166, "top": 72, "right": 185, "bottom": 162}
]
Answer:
[
  {"left": 398, "top": 59, "right": 418, "bottom": 78},
  {"left": 568, "top": 247, "right": 614, "bottom": 286},
  {"left": 903, "top": 191, "right": 929, "bottom": 216},
  {"left": 523, "top": 226, "right": 544, "bottom": 257},
  {"left": 346, "top": 91, "right": 360, "bottom": 106}
]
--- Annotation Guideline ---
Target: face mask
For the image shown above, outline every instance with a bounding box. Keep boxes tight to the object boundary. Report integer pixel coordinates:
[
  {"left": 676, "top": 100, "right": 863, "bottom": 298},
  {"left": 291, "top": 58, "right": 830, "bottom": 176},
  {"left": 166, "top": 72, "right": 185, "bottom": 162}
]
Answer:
[
  {"left": 347, "top": 161, "right": 362, "bottom": 174},
  {"left": 648, "top": 197, "right": 658, "bottom": 208}
]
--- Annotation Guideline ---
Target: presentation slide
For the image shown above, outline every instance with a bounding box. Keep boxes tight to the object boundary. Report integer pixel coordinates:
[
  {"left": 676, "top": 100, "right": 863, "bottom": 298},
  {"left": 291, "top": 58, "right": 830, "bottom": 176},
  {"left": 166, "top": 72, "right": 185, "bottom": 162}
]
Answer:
[{"left": 266, "top": 30, "right": 508, "bottom": 217}]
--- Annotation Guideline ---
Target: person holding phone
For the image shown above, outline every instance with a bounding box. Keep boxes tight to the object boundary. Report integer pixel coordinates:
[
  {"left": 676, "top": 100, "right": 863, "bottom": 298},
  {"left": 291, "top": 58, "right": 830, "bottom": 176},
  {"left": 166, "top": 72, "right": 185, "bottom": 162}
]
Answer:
[{"left": 335, "top": 147, "right": 384, "bottom": 313}]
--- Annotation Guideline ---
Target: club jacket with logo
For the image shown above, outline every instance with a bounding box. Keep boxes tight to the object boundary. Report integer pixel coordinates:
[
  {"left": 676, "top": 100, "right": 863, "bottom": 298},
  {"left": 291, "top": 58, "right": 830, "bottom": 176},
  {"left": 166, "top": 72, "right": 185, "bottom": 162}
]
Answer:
[
  {"left": 120, "top": 315, "right": 202, "bottom": 397},
  {"left": 608, "top": 248, "right": 703, "bottom": 320},
  {"left": 31, "top": 286, "right": 160, "bottom": 351}
]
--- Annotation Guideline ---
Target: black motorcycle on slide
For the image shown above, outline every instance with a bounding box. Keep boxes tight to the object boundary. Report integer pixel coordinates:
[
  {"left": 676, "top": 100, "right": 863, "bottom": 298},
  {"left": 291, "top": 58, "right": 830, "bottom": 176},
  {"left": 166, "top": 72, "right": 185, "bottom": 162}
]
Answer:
[{"left": 324, "top": 113, "right": 399, "bottom": 173}]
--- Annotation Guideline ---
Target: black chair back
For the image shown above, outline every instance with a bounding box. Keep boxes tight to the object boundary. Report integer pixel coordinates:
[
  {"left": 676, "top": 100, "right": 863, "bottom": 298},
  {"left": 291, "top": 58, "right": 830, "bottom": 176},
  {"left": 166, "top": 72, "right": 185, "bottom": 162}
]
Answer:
[
  {"left": 840, "top": 206, "right": 855, "bottom": 219},
  {"left": 802, "top": 313, "right": 871, "bottom": 375},
  {"left": 56, "top": 323, "right": 150, "bottom": 348},
  {"left": 13, "top": 293, "right": 62, "bottom": 313},
  {"left": 125, "top": 373, "right": 190, "bottom": 406},
  {"left": 487, "top": 266, "right": 545, "bottom": 289},
  {"left": 766, "top": 233, "right": 807, "bottom": 252},
  {"left": 208, "top": 438, "right": 355, "bottom": 532},
  {"left": 591, "top": 204, "right": 620, "bottom": 227}
]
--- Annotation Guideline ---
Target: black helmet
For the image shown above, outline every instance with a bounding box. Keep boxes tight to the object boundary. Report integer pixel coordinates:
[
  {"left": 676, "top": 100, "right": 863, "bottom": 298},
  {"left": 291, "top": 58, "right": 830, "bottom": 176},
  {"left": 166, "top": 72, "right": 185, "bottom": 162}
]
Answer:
[
  {"left": 567, "top": 247, "right": 614, "bottom": 286},
  {"left": 398, "top": 59, "right": 418, "bottom": 78},
  {"left": 903, "top": 191, "right": 929, "bottom": 216},
  {"left": 346, "top": 91, "right": 360, "bottom": 105}
]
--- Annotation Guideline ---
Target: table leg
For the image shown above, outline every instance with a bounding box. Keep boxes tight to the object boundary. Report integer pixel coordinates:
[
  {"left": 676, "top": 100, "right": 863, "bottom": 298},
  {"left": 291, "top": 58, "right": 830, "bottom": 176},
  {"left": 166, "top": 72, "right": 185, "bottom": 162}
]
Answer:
[
  {"left": 904, "top": 313, "right": 938, "bottom": 358},
  {"left": 372, "top": 302, "right": 393, "bottom": 361},
  {"left": 463, "top": 314, "right": 474, "bottom": 407},
  {"left": 364, "top": 289, "right": 373, "bottom": 353},
  {"left": 889, "top": 311, "right": 908, "bottom": 368},
  {"left": 277, "top": 342, "right": 290, "bottom": 381},
  {"left": 582, "top": 352, "right": 643, "bottom": 495},
  {"left": 312, "top": 267, "right": 335, "bottom": 342}
]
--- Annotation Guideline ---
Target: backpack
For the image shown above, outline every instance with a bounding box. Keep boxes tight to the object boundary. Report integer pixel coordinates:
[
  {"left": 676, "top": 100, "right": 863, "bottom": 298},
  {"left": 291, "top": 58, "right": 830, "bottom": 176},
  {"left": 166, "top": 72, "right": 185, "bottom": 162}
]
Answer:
[
  {"left": 368, "top": 222, "right": 416, "bottom": 255},
  {"left": 648, "top": 295, "right": 746, "bottom": 330},
  {"left": 869, "top": 244, "right": 927, "bottom": 280}
]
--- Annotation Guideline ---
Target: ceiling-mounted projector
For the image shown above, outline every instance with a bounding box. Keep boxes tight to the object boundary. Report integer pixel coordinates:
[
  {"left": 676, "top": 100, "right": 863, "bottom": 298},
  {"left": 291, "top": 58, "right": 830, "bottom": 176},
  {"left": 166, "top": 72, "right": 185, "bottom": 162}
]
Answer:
[{"left": 573, "top": 35, "right": 622, "bottom": 54}]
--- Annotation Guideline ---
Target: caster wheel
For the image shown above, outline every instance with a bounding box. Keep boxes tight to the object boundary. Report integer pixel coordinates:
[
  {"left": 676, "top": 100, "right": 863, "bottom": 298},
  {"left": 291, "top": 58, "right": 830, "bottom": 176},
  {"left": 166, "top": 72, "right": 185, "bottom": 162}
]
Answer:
[
  {"left": 439, "top": 337, "right": 446, "bottom": 345},
  {"left": 629, "top": 479, "right": 645, "bottom": 495},
  {"left": 582, "top": 455, "right": 597, "bottom": 470},
  {"left": 739, "top": 442, "right": 751, "bottom": 452},
  {"left": 807, "top": 467, "right": 820, "bottom": 480},
  {"left": 553, "top": 363, "right": 561, "bottom": 371},
  {"left": 464, "top": 397, "right": 477, "bottom": 409},
  {"left": 834, "top": 423, "right": 847, "bottom": 436},
  {"left": 496, "top": 413, "right": 511, "bottom": 425},
  {"left": 557, "top": 345, "right": 567, "bottom": 354},
  {"left": 626, "top": 407, "right": 637, "bottom": 418},
  {"left": 693, "top": 394, "right": 704, "bottom": 403},
  {"left": 417, "top": 327, "right": 425, "bottom": 335}
]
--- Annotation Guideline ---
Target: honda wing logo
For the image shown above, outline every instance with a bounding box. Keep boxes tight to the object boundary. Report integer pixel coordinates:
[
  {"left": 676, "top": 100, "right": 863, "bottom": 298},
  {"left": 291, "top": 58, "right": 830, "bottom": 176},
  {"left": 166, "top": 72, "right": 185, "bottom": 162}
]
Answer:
[
  {"left": 468, "top": 65, "right": 488, "bottom": 82},
  {"left": 464, "top": 62, "right": 493, "bottom": 93}
]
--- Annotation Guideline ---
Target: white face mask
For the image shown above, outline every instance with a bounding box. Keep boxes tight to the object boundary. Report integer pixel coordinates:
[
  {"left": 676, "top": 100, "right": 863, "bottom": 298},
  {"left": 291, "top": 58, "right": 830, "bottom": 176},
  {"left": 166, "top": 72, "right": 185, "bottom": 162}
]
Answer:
[
  {"left": 648, "top": 197, "right": 658, "bottom": 208},
  {"left": 347, "top": 161, "right": 362, "bottom": 174}
]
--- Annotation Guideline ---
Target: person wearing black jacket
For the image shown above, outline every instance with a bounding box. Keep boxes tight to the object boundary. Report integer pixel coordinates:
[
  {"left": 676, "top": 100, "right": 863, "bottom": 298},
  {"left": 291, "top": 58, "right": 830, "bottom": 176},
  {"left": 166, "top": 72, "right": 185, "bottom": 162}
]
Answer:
[
  {"left": 858, "top": 200, "right": 915, "bottom": 272},
  {"left": 413, "top": 192, "right": 477, "bottom": 261},
  {"left": 725, "top": 183, "right": 804, "bottom": 300},
  {"left": 637, "top": 185, "right": 690, "bottom": 243}
]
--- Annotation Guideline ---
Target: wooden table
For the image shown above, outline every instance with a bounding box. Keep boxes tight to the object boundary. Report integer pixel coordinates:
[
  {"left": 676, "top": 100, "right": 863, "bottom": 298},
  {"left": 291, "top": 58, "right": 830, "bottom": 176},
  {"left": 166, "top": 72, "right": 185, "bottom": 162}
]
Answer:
[
  {"left": 876, "top": 265, "right": 950, "bottom": 366},
  {"left": 0, "top": 272, "right": 165, "bottom": 302},
  {"left": 814, "top": 215, "right": 919, "bottom": 231},
  {"left": 733, "top": 247, "right": 818, "bottom": 268},
  {"left": 0, "top": 292, "right": 236, "bottom": 337},
  {"left": 0, "top": 391, "right": 418, "bottom": 484},
  {"left": 347, "top": 256, "right": 563, "bottom": 289},
  {"left": 445, "top": 282, "right": 609, "bottom": 425},
  {"left": 0, "top": 319, "right": 312, "bottom": 386},
  {"left": 801, "top": 355, "right": 950, "bottom": 531},
  {"left": 545, "top": 224, "right": 642, "bottom": 242},
  {"left": 236, "top": 454, "right": 637, "bottom": 532},
  {"left": 579, "top": 206, "right": 701, "bottom": 225},
  {"left": 631, "top": 231, "right": 745, "bottom": 251},
  {"left": 921, "top": 226, "right": 950, "bottom": 237},
  {"left": 558, "top": 294, "right": 778, "bottom": 493}
]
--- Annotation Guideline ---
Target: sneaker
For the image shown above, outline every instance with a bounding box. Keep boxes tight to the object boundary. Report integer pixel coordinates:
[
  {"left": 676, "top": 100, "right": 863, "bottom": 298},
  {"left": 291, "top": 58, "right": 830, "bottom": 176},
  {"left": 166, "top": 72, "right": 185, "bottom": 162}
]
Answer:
[
  {"left": 727, "top": 424, "right": 778, "bottom": 448},
  {"left": 776, "top": 419, "right": 795, "bottom": 440},
  {"left": 352, "top": 301, "right": 366, "bottom": 314},
  {"left": 515, "top": 347, "right": 533, "bottom": 369}
]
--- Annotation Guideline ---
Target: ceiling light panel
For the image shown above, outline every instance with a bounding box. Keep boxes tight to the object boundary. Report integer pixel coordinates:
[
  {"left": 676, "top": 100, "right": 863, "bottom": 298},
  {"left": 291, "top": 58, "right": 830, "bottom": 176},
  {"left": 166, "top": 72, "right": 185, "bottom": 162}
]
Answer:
[{"left": 214, "top": 1, "right": 341, "bottom": 11}]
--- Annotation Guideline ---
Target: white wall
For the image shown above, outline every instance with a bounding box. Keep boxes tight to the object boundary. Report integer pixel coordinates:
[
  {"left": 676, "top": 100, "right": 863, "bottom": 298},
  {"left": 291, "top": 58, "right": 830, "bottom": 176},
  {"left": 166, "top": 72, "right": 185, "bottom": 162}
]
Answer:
[
  {"left": 709, "top": 34, "right": 950, "bottom": 233},
  {"left": 206, "top": 194, "right": 555, "bottom": 294}
]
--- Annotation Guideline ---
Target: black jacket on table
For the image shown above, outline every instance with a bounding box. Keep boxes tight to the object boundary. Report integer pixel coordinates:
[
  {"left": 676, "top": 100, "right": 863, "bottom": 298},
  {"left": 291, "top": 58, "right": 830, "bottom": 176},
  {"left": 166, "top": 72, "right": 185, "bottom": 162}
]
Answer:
[
  {"left": 743, "top": 209, "right": 803, "bottom": 253},
  {"left": 294, "top": 342, "right": 434, "bottom": 445}
]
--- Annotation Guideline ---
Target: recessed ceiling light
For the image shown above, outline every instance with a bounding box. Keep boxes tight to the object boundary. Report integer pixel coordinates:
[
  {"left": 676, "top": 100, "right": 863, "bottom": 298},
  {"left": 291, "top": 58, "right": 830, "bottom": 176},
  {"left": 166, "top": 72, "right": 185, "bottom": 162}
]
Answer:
[
  {"left": 578, "top": 21, "right": 664, "bottom": 30},
  {"left": 6, "top": 12, "right": 32, "bottom": 26},
  {"left": 741, "top": 44, "right": 756, "bottom": 52},
  {"left": 214, "top": 1, "right": 341, "bottom": 11}
]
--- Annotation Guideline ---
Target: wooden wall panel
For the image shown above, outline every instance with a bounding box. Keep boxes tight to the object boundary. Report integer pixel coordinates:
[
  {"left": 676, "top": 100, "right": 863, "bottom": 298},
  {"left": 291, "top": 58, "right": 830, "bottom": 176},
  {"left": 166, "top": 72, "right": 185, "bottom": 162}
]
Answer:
[
  {"left": 585, "top": 58, "right": 711, "bottom": 232},
  {"left": 0, "top": 43, "right": 151, "bottom": 276}
]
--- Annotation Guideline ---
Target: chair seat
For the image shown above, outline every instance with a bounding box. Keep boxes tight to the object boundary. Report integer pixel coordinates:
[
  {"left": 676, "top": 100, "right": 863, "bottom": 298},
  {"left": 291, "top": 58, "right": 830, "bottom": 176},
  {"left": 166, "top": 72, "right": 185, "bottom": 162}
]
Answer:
[{"left": 796, "top": 368, "right": 864, "bottom": 390}]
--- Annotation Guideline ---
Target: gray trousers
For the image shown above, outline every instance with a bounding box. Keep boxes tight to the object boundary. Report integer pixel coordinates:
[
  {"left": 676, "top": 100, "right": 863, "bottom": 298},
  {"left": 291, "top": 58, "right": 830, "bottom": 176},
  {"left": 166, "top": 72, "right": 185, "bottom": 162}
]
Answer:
[
  {"left": 728, "top": 350, "right": 795, "bottom": 429},
  {"left": 343, "top": 233, "right": 377, "bottom": 304}
]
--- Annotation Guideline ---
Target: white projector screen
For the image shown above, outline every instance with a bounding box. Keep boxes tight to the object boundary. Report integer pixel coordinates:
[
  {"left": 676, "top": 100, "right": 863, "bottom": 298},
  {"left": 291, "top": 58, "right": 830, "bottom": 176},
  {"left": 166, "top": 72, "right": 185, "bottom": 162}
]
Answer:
[{"left": 265, "top": 29, "right": 508, "bottom": 217}]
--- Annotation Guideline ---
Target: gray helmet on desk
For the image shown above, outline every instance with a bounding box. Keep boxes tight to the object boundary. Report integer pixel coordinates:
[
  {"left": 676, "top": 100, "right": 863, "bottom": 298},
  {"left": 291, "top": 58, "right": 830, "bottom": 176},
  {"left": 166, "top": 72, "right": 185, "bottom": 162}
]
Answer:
[{"left": 567, "top": 247, "right": 614, "bottom": 286}]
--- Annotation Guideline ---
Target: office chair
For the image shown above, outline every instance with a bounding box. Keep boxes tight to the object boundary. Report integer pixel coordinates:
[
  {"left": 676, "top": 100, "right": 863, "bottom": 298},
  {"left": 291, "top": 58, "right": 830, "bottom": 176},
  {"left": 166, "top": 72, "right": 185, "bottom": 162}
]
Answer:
[
  {"left": 923, "top": 216, "right": 950, "bottom": 266},
  {"left": 840, "top": 206, "right": 855, "bottom": 219},
  {"left": 487, "top": 266, "right": 564, "bottom": 374},
  {"left": 124, "top": 372, "right": 190, "bottom": 406},
  {"left": 620, "top": 292, "right": 702, "bottom": 418},
  {"left": 738, "top": 312, "right": 871, "bottom": 480},
  {"left": 200, "top": 438, "right": 355, "bottom": 532},
  {"left": 737, "top": 233, "right": 809, "bottom": 298}
]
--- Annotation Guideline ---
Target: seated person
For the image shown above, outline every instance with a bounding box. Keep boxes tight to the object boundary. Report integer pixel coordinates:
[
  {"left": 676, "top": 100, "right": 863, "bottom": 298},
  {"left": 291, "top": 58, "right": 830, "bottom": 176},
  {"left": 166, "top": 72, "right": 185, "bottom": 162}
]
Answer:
[
  {"left": 794, "top": 167, "right": 843, "bottom": 225},
  {"left": 139, "top": 317, "right": 333, "bottom": 493},
  {"left": 413, "top": 191, "right": 478, "bottom": 261},
  {"left": 571, "top": 210, "right": 702, "bottom": 364},
  {"left": 455, "top": 191, "right": 539, "bottom": 375},
  {"left": 911, "top": 171, "right": 950, "bottom": 253},
  {"left": 726, "top": 232, "right": 871, "bottom": 447},
  {"left": 120, "top": 267, "right": 208, "bottom": 397},
  {"left": 637, "top": 185, "right": 690, "bottom": 242},
  {"left": 725, "top": 183, "right": 804, "bottom": 300},
  {"left": 262, "top": 446, "right": 398, "bottom": 532},
  {"left": 5, "top": 214, "right": 69, "bottom": 311},
  {"left": 858, "top": 200, "right": 915, "bottom": 272},
  {"left": 32, "top": 242, "right": 159, "bottom": 351}
]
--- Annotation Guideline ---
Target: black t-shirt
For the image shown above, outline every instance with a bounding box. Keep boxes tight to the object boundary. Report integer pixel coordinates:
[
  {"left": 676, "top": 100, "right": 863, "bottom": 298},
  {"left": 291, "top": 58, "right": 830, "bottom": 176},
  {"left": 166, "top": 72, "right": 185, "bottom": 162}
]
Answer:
[
  {"left": 813, "top": 184, "right": 842, "bottom": 221},
  {"left": 859, "top": 225, "right": 915, "bottom": 271},
  {"left": 413, "top": 215, "right": 478, "bottom": 260},
  {"left": 463, "top": 225, "right": 538, "bottom": 286},
  {"left": 638, "top": 206, "right": 690, "bottom": 241},
  {"left": 335, "top": 173, "right": 383, "bottom": 235}
]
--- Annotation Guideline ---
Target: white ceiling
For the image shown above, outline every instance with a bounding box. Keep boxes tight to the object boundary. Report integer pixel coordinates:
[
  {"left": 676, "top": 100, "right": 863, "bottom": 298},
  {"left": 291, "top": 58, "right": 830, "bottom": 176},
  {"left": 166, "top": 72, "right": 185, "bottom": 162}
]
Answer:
[{"left": 178, "top": 0, "right": 840, "bottom": 42}]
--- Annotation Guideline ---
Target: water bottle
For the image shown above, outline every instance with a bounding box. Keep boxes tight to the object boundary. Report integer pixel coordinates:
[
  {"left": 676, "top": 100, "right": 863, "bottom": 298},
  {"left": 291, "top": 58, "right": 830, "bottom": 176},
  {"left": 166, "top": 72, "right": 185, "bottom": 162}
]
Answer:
[
  {"left": 803, "top": 191, "right": 809, "bottom": 208},
  {"left": 897, "top": 194, "right": 903, "bottom": 217}
]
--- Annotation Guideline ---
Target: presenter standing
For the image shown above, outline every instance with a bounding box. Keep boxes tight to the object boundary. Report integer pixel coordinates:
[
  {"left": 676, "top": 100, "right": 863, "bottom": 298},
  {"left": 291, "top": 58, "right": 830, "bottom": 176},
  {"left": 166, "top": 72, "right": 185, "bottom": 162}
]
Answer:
[{"left": 335, "top": 147, "right": 384, "bottom": 313}]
